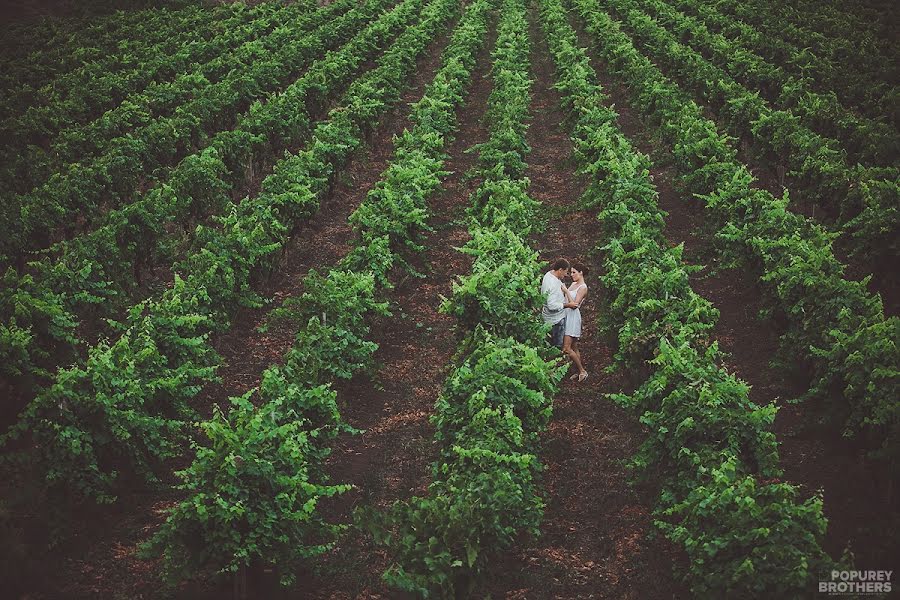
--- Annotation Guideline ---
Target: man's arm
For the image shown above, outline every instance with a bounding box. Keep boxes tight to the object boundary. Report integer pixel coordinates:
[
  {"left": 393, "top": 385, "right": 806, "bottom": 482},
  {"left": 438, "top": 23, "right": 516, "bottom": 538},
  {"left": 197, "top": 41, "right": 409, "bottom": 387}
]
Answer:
[
  {"left": 546, "top": 285, "right": 564, "bottom": 312},
  {"left": 540, "top": 273, "right": 564, "bottom": 312}
]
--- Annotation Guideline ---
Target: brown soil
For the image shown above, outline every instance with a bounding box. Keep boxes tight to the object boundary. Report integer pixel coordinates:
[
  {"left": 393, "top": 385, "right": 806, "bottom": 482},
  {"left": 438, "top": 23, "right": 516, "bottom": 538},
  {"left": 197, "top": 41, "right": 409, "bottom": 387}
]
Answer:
[
  {"left": 479, "top": 8, "right": 688, "bottom": 599},
  {"left": 569, "top": 9, "right": 899, "bottom": 580}
]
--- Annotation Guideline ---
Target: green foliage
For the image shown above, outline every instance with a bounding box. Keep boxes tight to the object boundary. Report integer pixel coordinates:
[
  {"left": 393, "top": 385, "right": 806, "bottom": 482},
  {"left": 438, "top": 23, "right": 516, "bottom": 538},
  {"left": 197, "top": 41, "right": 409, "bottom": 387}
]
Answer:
[
  {"left": 374, "top": 448, "right": 543, "bottom": 598},
  {"left": 440, "top": 226, "right": 546, "bottom": 346},
  {"left": 347, "top": 142, "right": 444, "bottom": 272},
  {"left": 433, "top": 331, "right": 562, "bottom": 452},
  {"left": 142, "top": 387, "right": 351, "bottom": 587},
  {"left": 342, "top": 0, "right": 492, "bottom": 292},
  {"left": 596, "top": 0, "right": 899, "bottom": 275},
  {"left": 614, "top": 338, "right": 781, "bottom": 488},
  {"left": 657, "top": 457, "right": 834, "bottom": 599},
  {"left": 540, "top": 0, "right": 841, "bottom": 594},
  {"left": 141, "top": 0, "right": 467, "bottom": 585},
  {"left": 0, "top": 321, "right": 34, "bottom": 380},
  {"left": 842, "top": 177, "right": 899, "bottom": 267},
  {"left": 369, "top": 333, "right": 560, "bottom": 598},
  {"left": 264, "top": 269, "right": 389, "bottom": 384},
  {"left": 571, "top": 0, "right": 899, "bottom": 465},
  {"left": 0, "top": 0, "right": 364, "bottom": 265},
  {"left": 367, "top": 1, "right": 562, "bottom": 595},
  {"left": 341, "top": 234, "right": 397, "bottom": 290},
  {"left": 2, "top": 277, "right": 218, "bottom": 502},
  {"left": 600, "top": 216, "right": 718, "bottom": 367},
  {"left": 809, "top": 311, "right": 900, "bottom": 462},
  {"left": 467, "top": 176, "right": 541, "bottom": 235},
  {"left": 1, "top": 0, "right": 455, "bottom": 507},
  {"left": 0, "top": 268, "right": 79, "bottom": 384},
  {"left": 0, "top": 0, "right": 387, "bottom": 399}
]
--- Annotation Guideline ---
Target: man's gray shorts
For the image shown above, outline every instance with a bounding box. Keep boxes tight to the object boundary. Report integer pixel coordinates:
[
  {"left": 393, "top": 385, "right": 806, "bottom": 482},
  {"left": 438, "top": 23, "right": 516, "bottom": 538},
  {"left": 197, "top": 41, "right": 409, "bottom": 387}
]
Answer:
[{"left": 549, "top": 317, "right": 566, "bottom": 349}]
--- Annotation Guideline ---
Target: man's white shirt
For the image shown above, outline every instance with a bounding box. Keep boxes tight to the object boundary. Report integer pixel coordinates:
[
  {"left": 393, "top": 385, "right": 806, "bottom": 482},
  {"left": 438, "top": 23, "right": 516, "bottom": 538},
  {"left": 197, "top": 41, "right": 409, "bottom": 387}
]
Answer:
[{"left": 541, "top": 271, "right": 566, "bottom": 324}]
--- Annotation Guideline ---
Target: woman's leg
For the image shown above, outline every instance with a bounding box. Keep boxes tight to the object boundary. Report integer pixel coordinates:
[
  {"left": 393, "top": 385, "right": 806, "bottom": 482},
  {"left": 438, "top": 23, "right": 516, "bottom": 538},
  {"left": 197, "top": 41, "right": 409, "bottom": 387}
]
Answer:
[
  {"left": 569, "top": 338, "right": 587, "bottom": 376},
  {"left": 563, "top": 335, "right": 578, "bottom": 378},
  {"left": 564, "top": 336, "right": 587, "bottom": 378}
]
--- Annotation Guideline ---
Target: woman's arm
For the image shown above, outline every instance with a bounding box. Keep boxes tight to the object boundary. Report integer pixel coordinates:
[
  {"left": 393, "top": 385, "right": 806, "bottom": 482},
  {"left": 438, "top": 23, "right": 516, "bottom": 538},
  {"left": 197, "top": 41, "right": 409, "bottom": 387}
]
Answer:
[
  {"left": 573, "top": 285, "right": 587, "bottom": 307},
  {"left": 564, "top": 285, "right": 587, "bottom": 308}
]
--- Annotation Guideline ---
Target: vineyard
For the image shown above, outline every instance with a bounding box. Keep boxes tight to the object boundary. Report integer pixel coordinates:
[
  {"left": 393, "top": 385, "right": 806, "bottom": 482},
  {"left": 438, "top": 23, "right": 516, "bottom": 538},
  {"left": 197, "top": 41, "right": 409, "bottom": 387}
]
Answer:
[{"left": 1, "top": 0, "right": 897, "bottom": 597}]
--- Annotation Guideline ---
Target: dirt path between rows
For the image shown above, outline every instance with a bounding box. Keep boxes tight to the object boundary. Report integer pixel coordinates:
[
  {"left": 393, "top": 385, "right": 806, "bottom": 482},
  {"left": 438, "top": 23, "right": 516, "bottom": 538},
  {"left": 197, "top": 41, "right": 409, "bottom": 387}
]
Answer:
[
  {"left": 480, "top": 6, "right": 687, "bottom": 599},
  {"left": 22, "top": 21, "right": 458, "bottom": 600},
  {"left": 567, "top": 7, "right": 899, "bottom": 577},
  {"left": 296, "top": 16, "right": 500, "bottom": 599}
]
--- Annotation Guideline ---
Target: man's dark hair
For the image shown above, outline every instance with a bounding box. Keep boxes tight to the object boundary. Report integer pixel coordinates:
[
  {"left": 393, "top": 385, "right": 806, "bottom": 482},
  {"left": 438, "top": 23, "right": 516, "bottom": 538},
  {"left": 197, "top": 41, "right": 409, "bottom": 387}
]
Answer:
[
  {"left": 572, "top": 261, "right": 589, "bottom": 277},
  {"left": 551, "top": 258, "right": 570, "bottom": 271}
]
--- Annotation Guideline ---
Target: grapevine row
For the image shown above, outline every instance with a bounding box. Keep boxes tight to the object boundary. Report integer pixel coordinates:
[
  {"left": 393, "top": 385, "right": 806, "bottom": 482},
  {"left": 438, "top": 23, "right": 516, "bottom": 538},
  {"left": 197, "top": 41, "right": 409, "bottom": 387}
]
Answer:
[
  {"left": 0, "top": 0, "right": 443, "bottom": 507},
  {"left": 343, "top": 0, "right": 493, "bottom": 288},
  {"left": 631, "top": 0, "right": 898, "bottom": 167},
  {"left": 788, "top": 0, "right": 897, "bottom": 40},
  {"left": 142, "top": 0, "right": 473, "bottom": 584},
  {"left": 0, "top": 1, "right": 326, "bottom": 198},
  {"left": 0, "top": 0, "right": 391, "bottom": 394},
  {"left": 369, "top": 1, "right": 565, "bottom": 596},
  {"left": 0, "top": 0, "right": 364, "bottom": 267},
  {"left": 711, "top": 0, "right": 899, "bottom": 127},
  {"left": 740, "top": 0, "right": 898, "bottom": 71},
  {"left": 0, "top": 3, "right": 197, "bottom": 101},
  {"left": 0, "top": 5, "right": 253, "bottom": 127},
  {"left": 572, "top": 0, "right": 900, "bottom": 469},
  {"left": 538, "top": 0, "right": 838, "bottom": 594},
  {"left": 666, "top": 0, "right": 898, "bottom": 131},
  {"left": 596, "top": 0, "right": 899, "bottom": 271}
]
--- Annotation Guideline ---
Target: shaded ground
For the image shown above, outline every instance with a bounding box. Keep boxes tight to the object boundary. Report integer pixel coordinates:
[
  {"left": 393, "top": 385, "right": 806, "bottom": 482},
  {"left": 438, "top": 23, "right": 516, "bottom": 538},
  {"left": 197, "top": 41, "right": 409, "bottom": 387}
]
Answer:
[
  {"left": 0, "top": 0, "right": 142, "bottom": 25},
  {"left": 568, "top": 7, "right": 899, "bottom": 580}
]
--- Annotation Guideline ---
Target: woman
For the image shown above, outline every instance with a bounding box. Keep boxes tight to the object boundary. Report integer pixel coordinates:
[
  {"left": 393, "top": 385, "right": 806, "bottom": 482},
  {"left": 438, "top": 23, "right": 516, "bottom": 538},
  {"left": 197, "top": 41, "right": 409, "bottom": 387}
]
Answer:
[{"left": 561, "top": 262, "right": 589, "bottom": 382}]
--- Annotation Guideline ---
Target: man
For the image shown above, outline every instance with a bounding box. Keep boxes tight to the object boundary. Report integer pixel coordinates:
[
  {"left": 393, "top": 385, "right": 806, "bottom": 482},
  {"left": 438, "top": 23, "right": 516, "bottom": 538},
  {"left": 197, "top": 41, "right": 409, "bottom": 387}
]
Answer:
[{"left": 541, "top": 258, "right": 569, "bottom": 349}]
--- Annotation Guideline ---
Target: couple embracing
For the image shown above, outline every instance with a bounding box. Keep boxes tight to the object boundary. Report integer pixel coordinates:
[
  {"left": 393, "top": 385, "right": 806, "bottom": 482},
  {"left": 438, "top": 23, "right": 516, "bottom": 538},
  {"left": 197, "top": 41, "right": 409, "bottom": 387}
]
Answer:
[{"left": 541, "top": 258, "right": 589, "bottom": 382}]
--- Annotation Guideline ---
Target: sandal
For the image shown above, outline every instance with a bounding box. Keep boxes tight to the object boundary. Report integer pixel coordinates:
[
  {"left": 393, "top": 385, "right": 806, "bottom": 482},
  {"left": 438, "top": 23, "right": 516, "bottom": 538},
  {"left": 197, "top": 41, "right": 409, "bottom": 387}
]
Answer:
[
  {"left": 569, "top": 373, "right": 580, "bottom": 381},
  {"left": 578, "top": 372, "right": 589, "bottom": 382}
]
